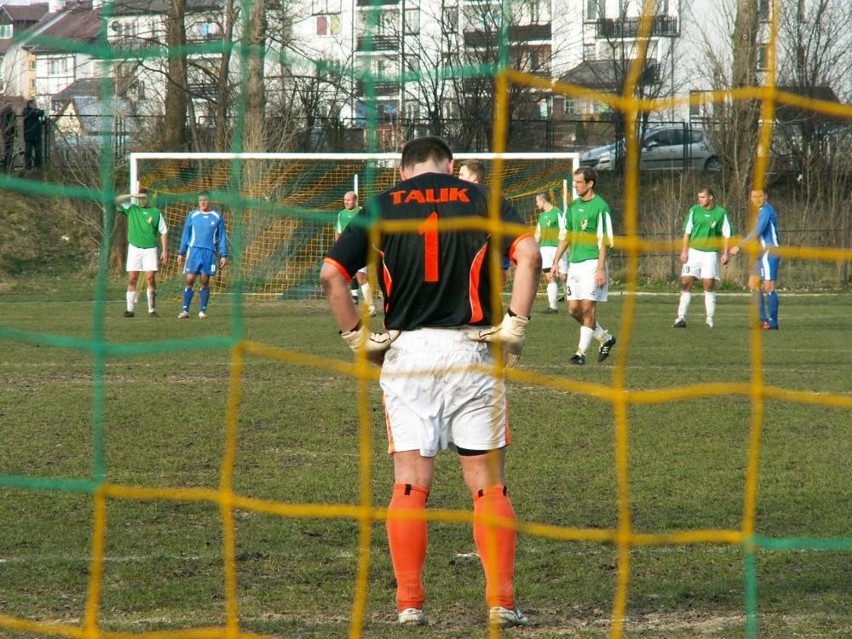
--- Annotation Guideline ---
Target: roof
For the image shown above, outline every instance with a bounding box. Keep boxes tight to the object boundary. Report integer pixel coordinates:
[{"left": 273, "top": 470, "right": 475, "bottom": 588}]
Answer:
[
  {"left": 775, "top": 85, "right": 843, "bottom": 125},
  {"left": 559, "top": 59, "right": 658, "bottom": 90},
  {"left": 111, "top": 0, "right": 222, "bottom": 15},
  {"left": 3, "top": 2, "right": 49, "bottom": 22},
  {"left": 23, "top": 3, "right": 100, "bottom": 52},
  {"left": 52, "top": 77, "right": 104, "bottom": 102}
]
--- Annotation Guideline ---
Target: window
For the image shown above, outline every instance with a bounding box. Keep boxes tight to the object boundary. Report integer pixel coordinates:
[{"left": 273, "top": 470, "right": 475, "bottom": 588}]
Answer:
[
  {"left": 757, "top": 43, "right": 768, "bottom": 71},
  {"left": 190, "top": 21, "right": 221, "bottom": 40},
  {"left": 444, "top": 7, "right": 458, "bottom": 33},
  {"left": 137, "top": 81, "right": 146, "bottom": 100},
  {"left": 312, "top": 0, "right": 341, "bottom": 15},
  {"left": 797, "top": 0, "right": 808, "bottom": 22},
  {"left": 655, "top": 0, "right": 669, "bottom": 13},
  {"left": 316, "top": 14, "right": 340, "bottom": 36},
  {"left": 757, "top": 0, "right": 770, "bottom": 22},
  {"left": 404, "top": 8, "right": 419, "bottom": 34},
  {"left": 586, "top": 0, "right": 604, "bottom": 21},
  {"left": 0, "top": 24, "right": 12, "bottom": 39}
]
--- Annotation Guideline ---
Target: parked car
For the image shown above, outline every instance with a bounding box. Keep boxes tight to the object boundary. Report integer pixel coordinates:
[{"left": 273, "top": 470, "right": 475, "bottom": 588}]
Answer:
[{"left": 579, "top": 126, "right": 721, "bottom": 171}]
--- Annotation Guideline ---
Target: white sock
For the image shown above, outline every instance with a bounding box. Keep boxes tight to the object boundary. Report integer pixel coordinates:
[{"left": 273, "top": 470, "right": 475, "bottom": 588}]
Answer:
[
  {"left": 360, "top": 282, "right": 373, "bottom": 308},
  {"left": 593, "top": 322, "right": 609, "bottom": 344},
  {"left": 126, "top": 291, "right": 135, "bottom": 312},
  {"left": 578, "top": 326, "right": 594, "bottom": 354},
  {"left": 677, "top": 291, "right": 691, "bottom": 319},
  {"left": 546, "top": 280, "right": 558, "bottom": 308},
  {"left": 705, "top": 291, "right": 716, "bottom": 319},
  {"left": 147, "top": 289, "right": 156, "bottom": 312}
]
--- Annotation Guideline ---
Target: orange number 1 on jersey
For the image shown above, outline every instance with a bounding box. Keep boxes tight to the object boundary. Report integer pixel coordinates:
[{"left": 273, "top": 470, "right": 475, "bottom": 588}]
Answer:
[{"left": 417, "top": 211, "right": 439, "bottom": 282}]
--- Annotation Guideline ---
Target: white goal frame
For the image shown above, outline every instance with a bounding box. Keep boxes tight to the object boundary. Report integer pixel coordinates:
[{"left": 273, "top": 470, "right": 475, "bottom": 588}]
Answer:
[{"left": 129, "top": 151, "right": 580, "bottom": 204}]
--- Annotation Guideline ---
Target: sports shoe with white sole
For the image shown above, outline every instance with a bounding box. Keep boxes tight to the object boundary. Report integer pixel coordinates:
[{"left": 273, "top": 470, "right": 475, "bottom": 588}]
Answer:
[
  {"left": 598, "top": 335, "right": 616, "bottom": 362},
  {"left": 178, "top": 311, "right": 190, "bottom": 319},
  {"left": 705, "top": 316, "right": 714, "bottom": 328},
  {"left": 198, "top": 311, "right": 208, "bottom": 319},
  {"left": 569, "top": 353, "right": 586, "bottom": 366},
  {"left": 673, "top": 317, "right": 687, "bottom": 328},
  {"left": 489, "top": 606, "right": 529, "bottom": 627},
  {"left": 397, "top": 608, "right": 426, "bottom": 625}
]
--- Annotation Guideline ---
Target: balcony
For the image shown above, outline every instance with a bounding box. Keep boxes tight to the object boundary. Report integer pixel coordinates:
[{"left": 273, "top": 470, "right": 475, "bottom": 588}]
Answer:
[
  {"left": 595, "top": 15, "right": 679, "bottom": 38},
  {"left": 356, "top": 0, "right": 399, "bottom": 5},
  {"left": 356, "top": 34, "right": 399, "bottom": 52},
  {"left": 463, "top": 23, "right": 552, "bottom": 48},
  {"left": 355, "top": 80, "right": 400, "bottom": 96}
]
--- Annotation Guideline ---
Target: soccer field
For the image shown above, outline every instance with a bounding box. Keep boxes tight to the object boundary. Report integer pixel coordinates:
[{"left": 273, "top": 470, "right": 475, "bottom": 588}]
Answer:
[{"left": 0, "top": 291, "right": 850, "bottom": 639}]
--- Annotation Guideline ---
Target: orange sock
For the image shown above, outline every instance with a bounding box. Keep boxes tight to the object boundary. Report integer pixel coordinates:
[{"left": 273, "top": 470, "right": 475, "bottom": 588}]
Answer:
[
  {"left": 386, "top": 483, "right": 429, "bottom": 611},
  {"left": 473, "top": 485, "right": 516, "bottom": 609}
]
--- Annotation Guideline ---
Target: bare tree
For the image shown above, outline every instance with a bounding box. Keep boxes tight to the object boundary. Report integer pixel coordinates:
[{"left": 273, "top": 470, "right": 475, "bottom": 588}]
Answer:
[{"left": 163, "top": 0, "right": 189, "bottom": 150}]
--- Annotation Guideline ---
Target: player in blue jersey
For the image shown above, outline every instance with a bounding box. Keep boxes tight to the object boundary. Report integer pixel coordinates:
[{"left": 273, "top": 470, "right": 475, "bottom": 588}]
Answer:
[
  {"left": 730, "top": 189, "right": 781, "bottom": 329},
  {"left": 321, "top": 136, "right": 541, "bottom": 629},
  {"left": 176, "top": 192, "right": 229, "bottom": 319}
]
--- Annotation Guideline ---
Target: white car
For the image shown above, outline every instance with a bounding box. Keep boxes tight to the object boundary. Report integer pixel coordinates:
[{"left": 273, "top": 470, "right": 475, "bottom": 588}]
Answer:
[{"left": 580, "top": 126, "right": 721, "bottom": 171}]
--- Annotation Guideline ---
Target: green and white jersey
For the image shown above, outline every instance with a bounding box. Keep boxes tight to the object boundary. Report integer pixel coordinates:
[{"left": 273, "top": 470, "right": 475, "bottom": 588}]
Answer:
[
  {"left": 561, "top": 194, "right": 614, "bottom": 263},
  {"left": 683, "top": 204, "right": 732, "bottom": 252},
  {"left": 120, "top": 203, "right": 167, "bottom": 249},
  {"left": 535, "top": 206, "right": 561, "bottom": 247},
  {"left": 335, "top": 206, "right": 361, "bottom": 234}
]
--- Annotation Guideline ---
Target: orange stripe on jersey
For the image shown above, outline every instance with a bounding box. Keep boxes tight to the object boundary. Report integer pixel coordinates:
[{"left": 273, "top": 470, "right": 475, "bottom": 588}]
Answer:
[
  {"left": 468, "top": 244, "right": 488, "bottom": 324},
  {"left": 507, "top": 233, "right": 535, "bottom": 265},
  {"left": 380, "top": 252, "right": 393, "bottom": 300},
  {"left": 323, "top": 256, "right": 352, "bottom": 280}
]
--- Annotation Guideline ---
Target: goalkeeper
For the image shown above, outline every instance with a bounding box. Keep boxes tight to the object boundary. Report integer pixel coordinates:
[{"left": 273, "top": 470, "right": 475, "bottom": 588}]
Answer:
[{"left": 320, "top": 135, "right": 541, "bottom": 628}]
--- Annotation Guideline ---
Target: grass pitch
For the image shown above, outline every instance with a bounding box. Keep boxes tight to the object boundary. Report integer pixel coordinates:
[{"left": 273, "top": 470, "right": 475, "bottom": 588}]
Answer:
[{"left": 0, "top": 289, "right": 850, "bottom": 639}]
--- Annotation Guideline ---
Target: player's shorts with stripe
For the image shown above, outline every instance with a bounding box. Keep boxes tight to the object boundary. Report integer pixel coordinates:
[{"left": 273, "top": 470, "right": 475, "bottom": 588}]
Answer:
[
  {"left": 566, "top": 259, "right": 608, "bottom": 302},
  {"left": 126, "top": 244, "right": 159, "bottom": 272},
  {"left": 681, "top": 248, "right": 720, "bottom": 281},
  {"left": 752, "top": 251, "right": 780, "bottom": 282},
  {"left": 380, "top": 327, "right": 509, "bottom": 457},
  {"left": 539, "top": 245, "right": 568, "bottom": 273},
  {"left": 183, "top": 247, "right": 218, "bottom": 276}
]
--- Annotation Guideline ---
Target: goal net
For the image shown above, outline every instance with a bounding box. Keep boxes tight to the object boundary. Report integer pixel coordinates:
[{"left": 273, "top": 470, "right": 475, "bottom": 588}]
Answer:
[{"left": 129, "top": 151, "right": 579, "bottom": 299}]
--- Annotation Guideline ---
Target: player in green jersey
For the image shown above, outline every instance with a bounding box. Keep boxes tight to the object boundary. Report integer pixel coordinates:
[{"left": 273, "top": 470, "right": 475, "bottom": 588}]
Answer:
[
  {"left": 673, "top": 187, "right": 732, "bottom": 329},
  {"left": 335, "top": 191, "right": 376, "bottom": 316},
  {"left": 114, "top": 188, "right": 168, "bottom": 318},
  {"left": 552, "top": 168, "right": 617, "bottom": 365},
  {"left": 534, "top": 192, "right": 567, "bottom": 314}
]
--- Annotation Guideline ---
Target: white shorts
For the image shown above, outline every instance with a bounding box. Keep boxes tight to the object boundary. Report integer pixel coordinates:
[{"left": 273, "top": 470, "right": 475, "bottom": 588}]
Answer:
[
  {"left": 126, "top": 244, "right": 159, "bottom": 272},
  {"left": 566, "top": 259, "right": 608, "bottom": 302},
  {"left": 356, "top": 266, "right": 367, "bottom": 275},
  {"left": 379, "top": 328, "right": 509, "bottom": 457},
  {"left": 539, "top": 245, "right": 567, "bottom": 274},
  {"left": 682, "top": 249, "right": 719, "bottom": 281}
]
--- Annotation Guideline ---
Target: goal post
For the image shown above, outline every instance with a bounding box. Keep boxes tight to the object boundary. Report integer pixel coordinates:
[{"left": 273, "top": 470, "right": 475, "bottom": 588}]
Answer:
[{"left": 128, "top": 151, "right": 580, "bottom": 300}]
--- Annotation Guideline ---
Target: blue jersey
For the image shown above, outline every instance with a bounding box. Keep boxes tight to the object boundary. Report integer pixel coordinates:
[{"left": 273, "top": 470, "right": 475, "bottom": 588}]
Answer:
[
  {"left": 179, "top": 208, "right": 228, "bottom": 257},
  {"left": 745, "top": 202, "right": 780, "bottom": 251}
]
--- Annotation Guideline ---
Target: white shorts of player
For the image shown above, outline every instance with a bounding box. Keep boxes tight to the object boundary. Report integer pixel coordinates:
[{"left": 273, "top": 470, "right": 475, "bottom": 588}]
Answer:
[
  {"left": 380, "top": 327, "right": 509, "bottom": 457},
  {"left": 539, "top": 245, "right": 568, "bottom": 274},
  {"left": 357, "top": 266, "right": 368, "bottom": 275},
  {"left": 682, "top": 248, "right": 720, "bottom": 281},
  {"left": 126, "top": 244, "right": 159, "bottom": 272},
  {"left": 566, "top": 259, "right": 609, "bottom": 302}
]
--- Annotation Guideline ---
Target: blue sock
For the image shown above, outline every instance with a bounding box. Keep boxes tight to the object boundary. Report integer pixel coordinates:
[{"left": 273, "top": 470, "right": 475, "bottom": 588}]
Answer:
[
  {"left": 200, "top": 287, "right": 210, "bottom": 311},
  {"left": 182, "top": 287, "right": 194, "bottom": 311},
  {"left": 767, "top": 291, "right": 779, "bottom": 326},
  {"left": 753, "top": 290, "right": 767, "bottom": 322}
]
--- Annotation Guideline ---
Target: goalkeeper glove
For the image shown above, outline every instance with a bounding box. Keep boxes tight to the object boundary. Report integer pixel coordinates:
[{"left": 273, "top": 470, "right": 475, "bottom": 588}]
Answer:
[
  {"left": 466, "top": 311, "right": 529, "bottom": 369},
  {"left": 340, "top": 322, "right": 400, "bottom": 366}
]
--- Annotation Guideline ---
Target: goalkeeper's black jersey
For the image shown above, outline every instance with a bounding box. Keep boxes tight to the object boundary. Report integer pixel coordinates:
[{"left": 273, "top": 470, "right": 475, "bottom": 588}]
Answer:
[{"left": 326, "top": 172, "right": 530, "bottom": 331}]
